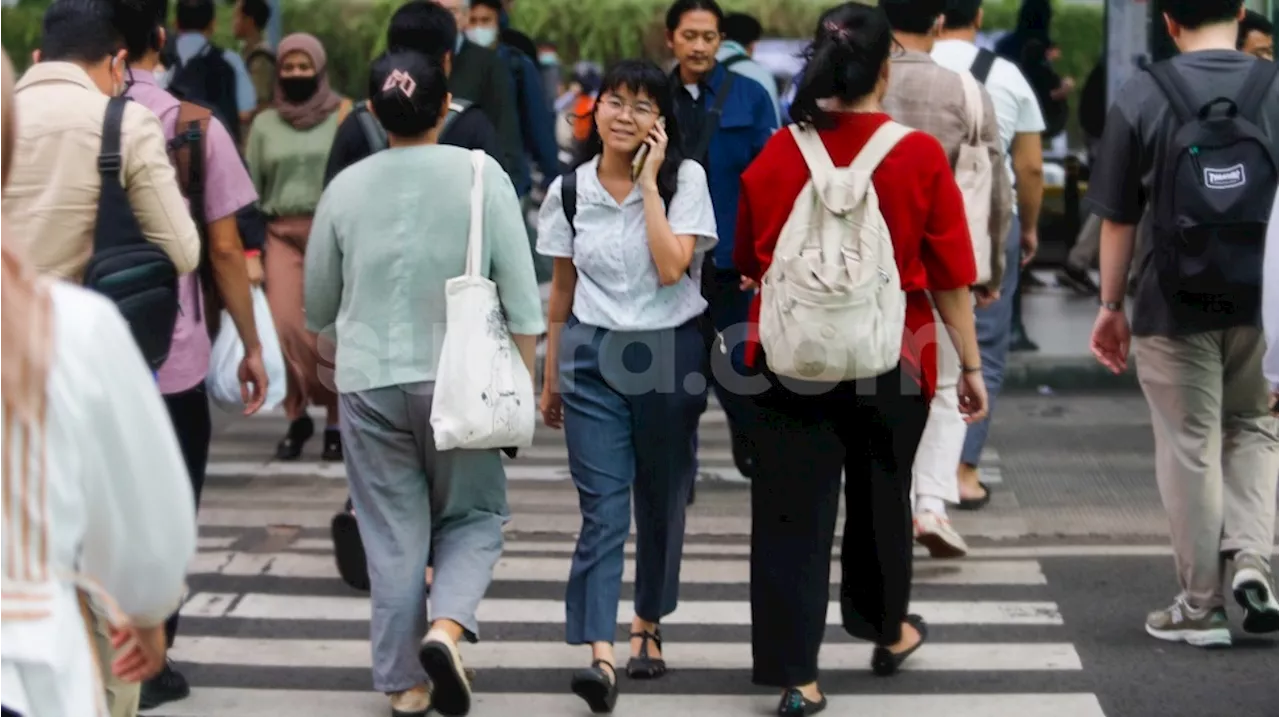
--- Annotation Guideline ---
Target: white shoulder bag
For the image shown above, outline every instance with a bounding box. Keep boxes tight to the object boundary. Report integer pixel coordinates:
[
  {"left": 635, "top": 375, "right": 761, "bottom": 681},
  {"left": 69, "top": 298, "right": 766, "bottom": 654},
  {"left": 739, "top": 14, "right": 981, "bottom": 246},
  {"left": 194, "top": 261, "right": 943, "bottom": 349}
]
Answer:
[{"left": 430, "top": 150, "right": 537, "bottom": 451}]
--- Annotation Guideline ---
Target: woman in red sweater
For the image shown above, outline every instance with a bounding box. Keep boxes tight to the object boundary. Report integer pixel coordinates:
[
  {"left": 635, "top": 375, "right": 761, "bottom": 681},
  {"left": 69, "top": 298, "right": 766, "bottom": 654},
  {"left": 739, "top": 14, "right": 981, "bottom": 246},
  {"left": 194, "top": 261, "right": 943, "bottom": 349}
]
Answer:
[{"left": 734, "top": 4, "right": 988, "bottom": 714}]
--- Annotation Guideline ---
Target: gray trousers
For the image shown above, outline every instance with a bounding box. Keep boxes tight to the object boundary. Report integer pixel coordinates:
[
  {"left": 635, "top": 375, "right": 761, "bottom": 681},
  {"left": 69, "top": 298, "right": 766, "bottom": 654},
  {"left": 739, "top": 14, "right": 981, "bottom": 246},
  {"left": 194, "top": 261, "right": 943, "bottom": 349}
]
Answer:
[
  {"left": 340, "top": 383, "right": 509, "bottom": 694},
  {"left": 1134, "top": 328, "right": 1279, "bottom": 609}
]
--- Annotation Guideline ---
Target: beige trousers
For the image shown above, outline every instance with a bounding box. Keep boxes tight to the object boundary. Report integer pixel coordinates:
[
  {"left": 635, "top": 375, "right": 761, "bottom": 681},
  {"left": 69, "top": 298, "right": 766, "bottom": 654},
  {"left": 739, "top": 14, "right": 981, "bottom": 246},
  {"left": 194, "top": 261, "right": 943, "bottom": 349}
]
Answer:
[
  {"left": 80, "top": 594, "right": 140, "bottom": 717},
  {"left": 1134, "top": 327, "right": 1279, "bottom": 609}
]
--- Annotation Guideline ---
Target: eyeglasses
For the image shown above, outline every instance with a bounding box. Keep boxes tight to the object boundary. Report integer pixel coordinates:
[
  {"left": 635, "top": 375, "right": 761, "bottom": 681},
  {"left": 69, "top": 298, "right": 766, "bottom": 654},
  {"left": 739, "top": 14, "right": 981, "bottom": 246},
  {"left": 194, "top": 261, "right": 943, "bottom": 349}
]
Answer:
[{"left": 600, "top": 95, "right": 658, "bottom": 121}]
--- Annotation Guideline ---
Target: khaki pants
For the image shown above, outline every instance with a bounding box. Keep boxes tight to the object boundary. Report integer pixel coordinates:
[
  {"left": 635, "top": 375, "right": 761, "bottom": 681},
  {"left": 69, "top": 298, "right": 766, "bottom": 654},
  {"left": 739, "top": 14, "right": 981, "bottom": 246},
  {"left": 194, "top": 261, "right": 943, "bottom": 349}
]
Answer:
[
  {"left": 1135, "top": 327, "right": 1279, "bottom": 609},
  {"left": 80, "top": 596, "right": 141, "bottom": 717}
]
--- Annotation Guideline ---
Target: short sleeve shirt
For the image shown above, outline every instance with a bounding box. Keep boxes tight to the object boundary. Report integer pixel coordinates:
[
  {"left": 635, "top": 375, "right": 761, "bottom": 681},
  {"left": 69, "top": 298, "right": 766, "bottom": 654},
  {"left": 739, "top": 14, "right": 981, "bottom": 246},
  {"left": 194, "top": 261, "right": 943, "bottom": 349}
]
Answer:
[
  {"left": 932, "top": 39, "right": 1046, "bottom": 205},
  {"left": 126, "top": 70, "right": 259, "bottom": 395},
  {"left": 1084, "top": 50, "right": 1279, "bottom": 337},
  {"left": 536, "top": 158, "right": 719, "bottom": 331}
]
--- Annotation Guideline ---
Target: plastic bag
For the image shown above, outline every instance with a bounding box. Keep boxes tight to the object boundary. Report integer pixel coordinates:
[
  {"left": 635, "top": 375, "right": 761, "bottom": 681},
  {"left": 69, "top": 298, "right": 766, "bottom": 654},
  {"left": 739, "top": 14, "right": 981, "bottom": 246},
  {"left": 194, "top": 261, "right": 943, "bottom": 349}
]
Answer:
[{"left": 207, "top": 286, "right": 286, "bottom": 413}]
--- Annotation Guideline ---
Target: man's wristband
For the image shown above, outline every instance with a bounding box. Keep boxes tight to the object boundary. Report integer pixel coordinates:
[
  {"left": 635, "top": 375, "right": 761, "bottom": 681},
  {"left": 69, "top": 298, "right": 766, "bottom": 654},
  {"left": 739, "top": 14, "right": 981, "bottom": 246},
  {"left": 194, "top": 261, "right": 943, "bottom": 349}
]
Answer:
[{"left": 1100, "top": 299, "right": 1124, "bottom": 312}]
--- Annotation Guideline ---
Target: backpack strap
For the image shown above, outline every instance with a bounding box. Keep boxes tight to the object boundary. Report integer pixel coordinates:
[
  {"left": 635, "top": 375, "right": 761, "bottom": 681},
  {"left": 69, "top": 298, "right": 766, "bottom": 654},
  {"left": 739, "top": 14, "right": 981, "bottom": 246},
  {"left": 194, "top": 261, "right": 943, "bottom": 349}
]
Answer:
[
  {"left": 689, "top": 70, "right": 736, "bottom": 163},
  {"left": 969, "top": 49, "right": 997, "bottom": 85},
  {"left": 354, "top": 100, "right": 389, "bottom": 152},
  {"left": 1235, "top": 59, "right": 1280, "bottom": 121},
  {"left": 788, "top": 124, "right": 837, "bottom": 183},
  {"left": 1145, "top": 61, "right": 1197, "bottom": 125},
  {"left": 851, "top": 121, "right": 914, "bottom": 174},
  {"left": 561, "top": 170, "right": 577, "bottom": 235},
  {"left": 168, "top": 102, "right": 213, "bottom": 224},
  {"left": 93, "top": 97, "right": 141, "bottom": 253},
  {"left": 336, "top": 98, "right": 354, "bottom": 126},
  {"left": 441, "top": 99, "right": 472, "bottom": 137},
  {"left": 958, "top": 70, "right": 984, "bottom": 146},
  {"left": 721, "top": 54, "right": 750, "bottom": 70}
]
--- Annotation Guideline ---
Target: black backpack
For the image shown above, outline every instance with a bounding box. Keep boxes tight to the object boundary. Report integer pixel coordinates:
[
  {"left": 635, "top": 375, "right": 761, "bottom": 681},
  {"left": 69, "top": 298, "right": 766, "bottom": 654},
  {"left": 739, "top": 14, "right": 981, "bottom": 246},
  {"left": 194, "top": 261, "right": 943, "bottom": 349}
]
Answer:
[
  {"left": 169, "top": 41, "right": 242, "bottom": 144},
  {"left": 82, "top": 97, "right": 181, "bottom": 370},
  {"left": 352, "top": 98, "right": 474, "bottom": 153},
  {"left": 1145, "top": 59, "right": 1279, "bottom": 304}
]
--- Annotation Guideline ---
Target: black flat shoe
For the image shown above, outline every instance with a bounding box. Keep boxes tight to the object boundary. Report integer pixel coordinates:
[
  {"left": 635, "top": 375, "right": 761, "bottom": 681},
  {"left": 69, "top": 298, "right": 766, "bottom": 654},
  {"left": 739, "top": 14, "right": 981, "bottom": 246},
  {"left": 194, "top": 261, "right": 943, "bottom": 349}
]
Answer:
[
  {"left": 625, "top": 628, "right": 667, "bottom": 679},
  {"left": 957, "top": 481, "right": 992, "bottom": 511},
  {"left": 872, "top": 614, "right": 928, "bottom": 676},
  {"left": 570, "top": 659, "right": 619, "bottom": 714},
  {"left": 778, "top": 688, "right": 827, "bottom": 716},
  {"left": 330, "top": 507, "right": 369, "bottom": 592},
  {"left": 275, "top": 416, "right": 314, "bottom": 460},
  {"left": 321, "top": 428, "right": 343, "bottom": 462}
]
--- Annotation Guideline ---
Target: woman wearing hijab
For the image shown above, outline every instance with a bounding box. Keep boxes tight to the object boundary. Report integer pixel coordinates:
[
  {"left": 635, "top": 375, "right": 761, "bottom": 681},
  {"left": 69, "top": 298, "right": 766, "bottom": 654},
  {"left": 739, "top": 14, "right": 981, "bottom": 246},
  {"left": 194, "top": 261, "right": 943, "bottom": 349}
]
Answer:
[
  {"left": 0, "top": 48, "right": 197, "bottom": 717},
  {"left": 245, "top": 32, "right": 352, "bottom": 463}
]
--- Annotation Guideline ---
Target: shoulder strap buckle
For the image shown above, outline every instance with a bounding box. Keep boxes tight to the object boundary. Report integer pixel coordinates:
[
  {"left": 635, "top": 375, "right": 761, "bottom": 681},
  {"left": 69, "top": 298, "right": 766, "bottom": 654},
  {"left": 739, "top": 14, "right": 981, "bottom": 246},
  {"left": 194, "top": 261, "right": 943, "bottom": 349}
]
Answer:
[{"left": 98, "top": 153, "right": 123, "bottom": 176}]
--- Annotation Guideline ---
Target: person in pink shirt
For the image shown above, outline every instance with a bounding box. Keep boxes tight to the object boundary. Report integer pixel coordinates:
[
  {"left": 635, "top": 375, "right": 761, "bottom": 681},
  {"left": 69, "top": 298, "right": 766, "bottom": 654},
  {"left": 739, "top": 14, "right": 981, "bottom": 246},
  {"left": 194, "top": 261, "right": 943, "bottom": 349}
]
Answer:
[{"left": 119, "top": 0, "right": 268, "bottom": 709}]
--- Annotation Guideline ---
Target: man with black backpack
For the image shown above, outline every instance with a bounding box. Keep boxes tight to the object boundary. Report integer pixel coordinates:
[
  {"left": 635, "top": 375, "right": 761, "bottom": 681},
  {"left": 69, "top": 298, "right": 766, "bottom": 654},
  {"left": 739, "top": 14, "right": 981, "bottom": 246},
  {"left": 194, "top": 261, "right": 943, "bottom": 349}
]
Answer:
[
  {"left": 165, "top": 0, "right": 257, "bottom": 146},
  {"left": 1088, "top": 0, "right": 1280, "bottom": 648},
  {"left": 322, "top": 0, "right": 504, "bottom": 187}
]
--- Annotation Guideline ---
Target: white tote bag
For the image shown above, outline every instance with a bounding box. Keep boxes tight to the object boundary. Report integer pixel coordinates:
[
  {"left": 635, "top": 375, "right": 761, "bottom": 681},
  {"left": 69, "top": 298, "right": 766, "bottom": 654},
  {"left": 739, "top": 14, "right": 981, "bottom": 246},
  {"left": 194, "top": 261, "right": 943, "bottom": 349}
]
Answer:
[
  {"left": 430, "top": 150, "right": 536, "bottom": 451},
  {"left": 207, "top": 285, "right": 287, "bottom": 412}
]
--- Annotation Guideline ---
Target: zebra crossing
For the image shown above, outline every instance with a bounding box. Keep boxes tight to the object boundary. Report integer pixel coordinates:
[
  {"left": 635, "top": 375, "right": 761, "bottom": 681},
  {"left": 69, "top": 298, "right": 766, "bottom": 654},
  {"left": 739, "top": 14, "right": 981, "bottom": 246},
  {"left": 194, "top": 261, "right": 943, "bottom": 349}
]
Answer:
[{"left": 145, "top": 403, "right": 1109, "bottom": 717}]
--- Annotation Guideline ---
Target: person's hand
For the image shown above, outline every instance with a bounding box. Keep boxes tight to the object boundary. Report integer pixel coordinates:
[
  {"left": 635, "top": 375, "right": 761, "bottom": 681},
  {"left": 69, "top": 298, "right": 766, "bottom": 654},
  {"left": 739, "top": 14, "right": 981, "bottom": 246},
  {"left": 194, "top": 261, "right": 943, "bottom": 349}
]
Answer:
[
  {"left": 974, "top": 286, "right": 1000, "bottom": 309},
  {"left": 238, "top": 345, "right": 268, "bottom": 416},
  {"left": 1090, "top": 307, "right": 1131, "bottom": 374},
  {"left": 1020, "top": 229, "right": 1039, "bottom": 268},
  {"left": 739, "top": 275, "right": 757, "bottom": 292},
  {"left": 637, "top": 120, "right": 669, "bottom": 192},
  {"left": 540, "top": 385, "right": 564, "bottom": 429},
  {"left": 958, "top": 370, "right": 989, "bottom": 424},
  {"left": 245, "top": 254, "right": 264, "bottom": 286},
  {"left": 110, "top": 623, "right": 168, "bottom": 683}
]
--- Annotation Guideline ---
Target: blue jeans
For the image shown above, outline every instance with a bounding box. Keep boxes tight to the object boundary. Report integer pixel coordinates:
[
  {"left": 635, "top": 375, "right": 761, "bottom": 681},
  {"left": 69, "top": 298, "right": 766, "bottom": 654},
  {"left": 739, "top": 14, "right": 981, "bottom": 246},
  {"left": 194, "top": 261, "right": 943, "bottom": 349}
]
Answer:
[
  {"left": 961, "top": 218, "right": 1022, "bottom": 465},
  {"left": 560, "top": 317, "right": 707, "bottom": 644}
]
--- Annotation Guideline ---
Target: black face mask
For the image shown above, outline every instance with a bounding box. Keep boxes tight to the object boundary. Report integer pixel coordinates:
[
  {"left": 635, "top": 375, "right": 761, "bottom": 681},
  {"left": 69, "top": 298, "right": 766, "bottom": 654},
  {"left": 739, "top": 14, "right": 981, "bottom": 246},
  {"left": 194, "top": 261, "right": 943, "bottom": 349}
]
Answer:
[{"left": 279, "top": 75, "right": 320, "bottom": 103}]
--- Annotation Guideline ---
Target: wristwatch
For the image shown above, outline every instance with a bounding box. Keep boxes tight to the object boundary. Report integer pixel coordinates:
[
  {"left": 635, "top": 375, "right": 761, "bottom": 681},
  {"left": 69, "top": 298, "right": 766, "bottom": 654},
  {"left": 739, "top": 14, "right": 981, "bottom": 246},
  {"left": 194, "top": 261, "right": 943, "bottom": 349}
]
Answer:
[{"left": 1100, "top": 300, "right": 1124, "bottom": 312}]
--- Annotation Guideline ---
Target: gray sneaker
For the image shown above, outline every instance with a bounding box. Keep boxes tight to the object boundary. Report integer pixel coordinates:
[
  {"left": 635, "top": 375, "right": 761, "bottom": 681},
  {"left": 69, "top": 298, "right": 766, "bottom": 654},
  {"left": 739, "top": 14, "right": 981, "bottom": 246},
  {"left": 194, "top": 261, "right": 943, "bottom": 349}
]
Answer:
[
  {"left": 1145, "top": 597, "right": 1232, "bottom": 648},
  {"left": 1232, "top": 551, "right": 1279, "bottom": 634}
]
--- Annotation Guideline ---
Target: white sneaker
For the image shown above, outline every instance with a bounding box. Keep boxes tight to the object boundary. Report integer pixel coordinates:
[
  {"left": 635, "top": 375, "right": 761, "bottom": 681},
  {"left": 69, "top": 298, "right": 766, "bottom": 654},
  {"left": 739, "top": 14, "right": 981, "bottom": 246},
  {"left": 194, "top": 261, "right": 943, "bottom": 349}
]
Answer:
[
  {"left": 914, "top": 512, "right": 969, "bottom": 559},
  {"left": 419, "top": 627, "right": 472, "bottom": 716},
  {"left": 389, "top": 685, "right": 431, "bottom": 717}
]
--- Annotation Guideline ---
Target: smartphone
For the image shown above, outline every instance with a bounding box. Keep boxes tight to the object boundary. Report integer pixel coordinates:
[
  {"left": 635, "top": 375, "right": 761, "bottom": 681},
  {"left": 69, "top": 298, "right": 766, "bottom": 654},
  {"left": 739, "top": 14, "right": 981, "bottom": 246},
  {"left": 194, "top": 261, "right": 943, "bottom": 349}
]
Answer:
[{"left": 632, "top": 117, "right": 666, "bottom": 180}]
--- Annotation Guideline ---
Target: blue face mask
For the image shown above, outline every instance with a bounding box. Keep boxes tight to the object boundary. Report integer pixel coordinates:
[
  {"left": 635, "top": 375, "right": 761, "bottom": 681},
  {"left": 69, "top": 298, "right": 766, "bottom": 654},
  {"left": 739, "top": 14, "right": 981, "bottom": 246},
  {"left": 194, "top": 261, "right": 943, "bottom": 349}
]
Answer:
[
  {"left": 538, "top": 52, "right": 559, "bottom": 67},
  {"left": 466, "top": 26, "right": 498, "bottom": 49}
]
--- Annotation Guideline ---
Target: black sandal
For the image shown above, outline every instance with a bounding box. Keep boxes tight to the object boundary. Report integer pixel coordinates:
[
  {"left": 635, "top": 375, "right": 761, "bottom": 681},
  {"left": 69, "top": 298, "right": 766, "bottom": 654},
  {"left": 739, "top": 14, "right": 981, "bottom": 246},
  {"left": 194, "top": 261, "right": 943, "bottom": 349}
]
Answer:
[
  {"left": 871, "top": 614, "right": 928, "bottom": 676},
  {"left": 626, "top": 628, "right": 666, "bottom": 679},
  {"left": 275, "top": 416, "right": 314, "bottom": 461},
  {"left": 321, "top": 427, "right": 343, "bottom": 462},
  {"left": 778, "top": 688, "right": 827, "bottom": 716},
  {"left": 570, "top": 659, "right": 618, "bottom": 714}
]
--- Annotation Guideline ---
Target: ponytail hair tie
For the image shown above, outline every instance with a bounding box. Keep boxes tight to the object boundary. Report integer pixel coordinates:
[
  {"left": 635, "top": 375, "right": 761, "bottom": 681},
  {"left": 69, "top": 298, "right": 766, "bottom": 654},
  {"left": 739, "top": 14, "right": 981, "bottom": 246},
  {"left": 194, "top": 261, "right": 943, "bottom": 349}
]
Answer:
[
  {"left": 823, "top": 20, "right": 851, "bottom": 41},
  {"left": 382, "top": 69, "right": 417, "bottom": 98}
]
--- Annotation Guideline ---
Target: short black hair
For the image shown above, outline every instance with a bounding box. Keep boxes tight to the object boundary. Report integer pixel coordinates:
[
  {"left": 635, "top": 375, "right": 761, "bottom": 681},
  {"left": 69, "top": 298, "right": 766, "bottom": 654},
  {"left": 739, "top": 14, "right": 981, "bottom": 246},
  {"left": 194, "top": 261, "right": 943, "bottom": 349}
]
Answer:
[
  {"left": 175, "top": 0, "right": 216, "bottom": 31},
  {"left": 387, "top": 0, "right": 457, "bottom": 65},
  {"left": 1165, "top": 0, "right": 1243, "bottom": 30},
  {"left": 471, "top": 0, "right": 503, "bottom": 13},
  {"left": 723, "top": 12, "right": 762, "bottom": 46},
  {"left": 40, "top": 0, "right": 123, "bottom": 64},
  {"left": 879, "top": 0, "right": 945, "bottom": 35},
  {"left": 665, "top": 0, "right": 724, "bottom": 33},
  {"left": 239, "top": 0, "right": 271, "bottom": 30},
  {"left": 118, "top": 0, "right": 168, "bottom": 58},
  {"left": 1238, "top": 9, "right": 1275, "bottom": 46},
  {"left": 943, "top": 0, "right": 982, "bottom": 30},
  {"left": 369, "top": 51, "right": 449, "bottom": 138}
]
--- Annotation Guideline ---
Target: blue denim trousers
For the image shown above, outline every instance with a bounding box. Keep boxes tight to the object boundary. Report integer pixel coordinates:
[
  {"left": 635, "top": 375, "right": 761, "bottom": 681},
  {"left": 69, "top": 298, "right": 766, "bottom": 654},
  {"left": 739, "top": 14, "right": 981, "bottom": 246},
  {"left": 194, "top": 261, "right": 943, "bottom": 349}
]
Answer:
[
  {"left": 961, "top": 218, "right": 1022, "bottom": 465},
  {"left": 559, "top": 316, "right": 707, "bottom": 645}
]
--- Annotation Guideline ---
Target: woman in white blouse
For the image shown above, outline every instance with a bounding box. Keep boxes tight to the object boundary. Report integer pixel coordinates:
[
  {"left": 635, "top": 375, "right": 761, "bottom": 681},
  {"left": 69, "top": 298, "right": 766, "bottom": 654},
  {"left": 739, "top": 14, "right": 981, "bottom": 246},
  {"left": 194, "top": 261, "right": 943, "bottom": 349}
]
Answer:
[
  {"left": 537, "top": 59, "right": 718, "bottom": 713},
  {"left": 0, "top": 49, "right": 197, "bottom": 717}
]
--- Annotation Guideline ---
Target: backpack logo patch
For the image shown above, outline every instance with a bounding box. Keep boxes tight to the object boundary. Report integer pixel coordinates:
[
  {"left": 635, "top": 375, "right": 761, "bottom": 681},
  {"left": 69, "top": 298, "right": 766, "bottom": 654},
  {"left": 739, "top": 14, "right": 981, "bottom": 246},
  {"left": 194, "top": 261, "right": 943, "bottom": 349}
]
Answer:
[{"left": 1203, "top": 164, "right": 1247, "bottom": 190}]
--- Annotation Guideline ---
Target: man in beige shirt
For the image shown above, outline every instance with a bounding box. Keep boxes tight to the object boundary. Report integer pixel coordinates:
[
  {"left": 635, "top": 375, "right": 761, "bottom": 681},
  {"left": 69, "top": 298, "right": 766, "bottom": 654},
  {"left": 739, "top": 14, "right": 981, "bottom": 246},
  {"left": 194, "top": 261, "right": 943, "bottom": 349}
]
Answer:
[
  {"left": 878, "top": 0, "right": 1014, "bottom": 561},
  {"left": 4, "top": 0, "right": 200, "bottom": 284}
]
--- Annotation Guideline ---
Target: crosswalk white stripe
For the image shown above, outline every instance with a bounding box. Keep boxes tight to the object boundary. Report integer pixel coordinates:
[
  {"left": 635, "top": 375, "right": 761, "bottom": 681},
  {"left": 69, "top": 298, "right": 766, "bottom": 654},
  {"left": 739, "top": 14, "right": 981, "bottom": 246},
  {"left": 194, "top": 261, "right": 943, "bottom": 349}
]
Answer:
[
  {"left": 187, "top": 552, "right": 1047, "bottom": 585},
  {"left": 142, "top": 689, "right": 1108, "bottom": 717},
  {"left": 169, "top": 636, "right": 1083, "bottom": 671},
  {"left": 181, "top": 593, "right": 1064, "bottom": 626},
  {"left": 202, "top": 462, "right": 754, "bottom": 483}
]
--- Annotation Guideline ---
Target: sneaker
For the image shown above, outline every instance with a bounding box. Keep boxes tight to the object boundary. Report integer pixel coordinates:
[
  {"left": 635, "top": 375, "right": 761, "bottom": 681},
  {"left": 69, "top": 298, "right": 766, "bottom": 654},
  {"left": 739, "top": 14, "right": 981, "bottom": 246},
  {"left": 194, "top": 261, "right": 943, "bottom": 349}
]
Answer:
[
  {"left": 913, "top": 512, "right": 968, "bottom": 558},
  {"left": 1232, "top": 551, "right": 1279, "bottom": 634},
  {"left": 419, "top": 627, "right": 472, "bottom": 716},
  {"left": 138, "top": 660, "right": 190, "bottom": 710},
  {"left": 389, "top": 685, "right": 431, "bottom": 717},
  {"left": 1145, "top": 597, "right": 1232, "bottom": 648}
]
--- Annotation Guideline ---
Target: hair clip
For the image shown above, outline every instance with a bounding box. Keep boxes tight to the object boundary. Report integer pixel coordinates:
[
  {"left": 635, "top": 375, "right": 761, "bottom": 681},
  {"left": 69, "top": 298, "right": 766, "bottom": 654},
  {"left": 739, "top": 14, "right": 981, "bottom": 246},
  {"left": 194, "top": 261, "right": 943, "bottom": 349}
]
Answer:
[
  {"left": 382, "top": 69, "right": 417, "bottom": 98},
  {"left": 823, "top": 20, "right": 850, "bottom": 40}
]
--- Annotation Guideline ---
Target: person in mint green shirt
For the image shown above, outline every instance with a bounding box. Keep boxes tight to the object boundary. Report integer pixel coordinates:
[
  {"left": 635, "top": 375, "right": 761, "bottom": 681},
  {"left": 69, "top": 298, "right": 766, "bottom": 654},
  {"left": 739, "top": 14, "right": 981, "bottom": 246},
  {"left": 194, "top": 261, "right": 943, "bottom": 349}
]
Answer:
[
  {"left": 245, "top": 32, "right": 353, "bottom": 464},
  {"left": 303, "top": 52, "right": 543, "bottom": 717}
]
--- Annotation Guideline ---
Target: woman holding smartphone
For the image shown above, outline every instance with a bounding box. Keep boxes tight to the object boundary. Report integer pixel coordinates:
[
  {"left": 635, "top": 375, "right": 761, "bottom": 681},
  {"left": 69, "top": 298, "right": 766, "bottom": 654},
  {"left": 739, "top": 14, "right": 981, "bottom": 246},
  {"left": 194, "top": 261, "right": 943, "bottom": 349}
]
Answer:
[{"left": 536, "top": 59, "right": 718, "bottom": 713}]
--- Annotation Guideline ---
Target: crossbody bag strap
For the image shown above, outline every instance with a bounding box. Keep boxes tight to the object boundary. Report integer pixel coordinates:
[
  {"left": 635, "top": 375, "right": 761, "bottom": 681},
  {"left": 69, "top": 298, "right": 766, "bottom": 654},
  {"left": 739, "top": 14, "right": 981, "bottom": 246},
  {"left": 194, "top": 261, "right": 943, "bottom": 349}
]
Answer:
[
  {"left": 958, "top": 71, "right": 984, "bottom": 146},
  {"left": 561, "top": 170, "right": 578, "bottom": 236},
  {"left": 970, "top": 48, "right": 997, "bottom": 85},
  {"left": 93, "top": 96, "right": 135, "bottom": 253},
  {"left": 466, "top": 150, "right": 486, "bottom": 277},
  {"left": 690, "top": 70, "right": 736, "bottom": 163}
]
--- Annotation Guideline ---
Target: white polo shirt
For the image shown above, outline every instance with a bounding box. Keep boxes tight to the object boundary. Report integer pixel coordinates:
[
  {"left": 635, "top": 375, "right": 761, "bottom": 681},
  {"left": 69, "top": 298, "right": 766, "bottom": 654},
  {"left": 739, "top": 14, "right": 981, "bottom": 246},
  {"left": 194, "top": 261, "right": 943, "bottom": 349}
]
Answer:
[{"left": 932, "top": 39, "right": 1046, "bottom": 213}]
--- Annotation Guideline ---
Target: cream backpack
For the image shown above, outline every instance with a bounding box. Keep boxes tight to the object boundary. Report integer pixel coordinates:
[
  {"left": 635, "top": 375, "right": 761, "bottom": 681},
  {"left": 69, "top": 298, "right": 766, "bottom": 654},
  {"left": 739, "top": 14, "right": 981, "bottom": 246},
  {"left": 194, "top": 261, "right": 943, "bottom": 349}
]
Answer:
[
  {"left": 956, "top": 70, "right": 996, "bottom": 285},
  {"left": 758, "top": 122, "right": 910, "bottom": 382}
]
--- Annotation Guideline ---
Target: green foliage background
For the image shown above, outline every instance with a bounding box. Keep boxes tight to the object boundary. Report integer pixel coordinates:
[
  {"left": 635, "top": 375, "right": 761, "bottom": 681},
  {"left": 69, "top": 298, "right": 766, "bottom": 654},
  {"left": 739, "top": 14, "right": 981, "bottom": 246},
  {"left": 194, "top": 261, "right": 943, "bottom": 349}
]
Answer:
[{"left": 2, "top": 0, "right": 1102, "bottom": 136}]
